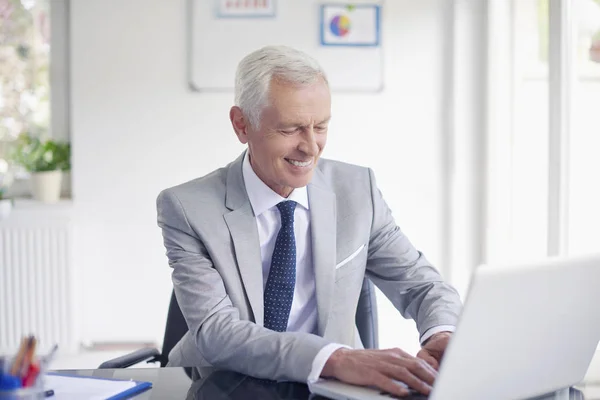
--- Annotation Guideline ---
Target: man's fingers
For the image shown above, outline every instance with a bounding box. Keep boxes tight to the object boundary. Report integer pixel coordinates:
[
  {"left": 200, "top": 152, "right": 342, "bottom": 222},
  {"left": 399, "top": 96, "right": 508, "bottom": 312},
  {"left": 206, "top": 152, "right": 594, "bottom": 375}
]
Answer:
[
  {"left": 417, "top": 354, "right": 439, "bottom": 375},
  {"left": 387, "top": 348, "right": 438, "bottom": 374},
  {"left": 417, "top": 351, "right": 440, "bottom": 371},
  {"left": 372, "top": 372, "right": 411, "bottom": 398},
  {"left": 407, "top": 358, "right": 437, "bottom": 386},
  {"left": 378, "top": 363, "right": 433, "bottom": 395},
  {"left": 385, "top": 353, "right": 437, "bottom": 384},
  {"left": 394, "top": 367, "right": 433, "bottom": 395}
]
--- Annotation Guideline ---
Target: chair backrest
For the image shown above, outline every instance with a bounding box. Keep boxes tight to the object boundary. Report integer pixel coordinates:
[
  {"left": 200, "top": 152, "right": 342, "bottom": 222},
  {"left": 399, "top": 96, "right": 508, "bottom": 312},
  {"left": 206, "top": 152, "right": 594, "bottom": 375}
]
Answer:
[
  {"left": 355, "top": 278, "right": 379, "bottom": 349},
  {"left": 161, "top": 278, "right": 379, "bottom": 365}
]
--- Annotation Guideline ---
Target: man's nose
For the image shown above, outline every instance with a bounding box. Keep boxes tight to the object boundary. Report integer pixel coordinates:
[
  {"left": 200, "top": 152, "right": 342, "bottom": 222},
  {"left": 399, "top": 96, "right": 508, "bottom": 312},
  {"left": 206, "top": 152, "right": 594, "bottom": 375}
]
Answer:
[{"left": 299, "top": 128, "right": 319, "bottom": 156}]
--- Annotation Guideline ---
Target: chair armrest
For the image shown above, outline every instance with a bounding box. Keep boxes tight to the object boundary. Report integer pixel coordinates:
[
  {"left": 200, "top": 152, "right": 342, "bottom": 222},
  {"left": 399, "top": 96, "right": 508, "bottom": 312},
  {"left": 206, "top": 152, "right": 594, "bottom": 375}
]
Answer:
[{"left": 98, "top": 347, "right": 161, "bottom": 369}]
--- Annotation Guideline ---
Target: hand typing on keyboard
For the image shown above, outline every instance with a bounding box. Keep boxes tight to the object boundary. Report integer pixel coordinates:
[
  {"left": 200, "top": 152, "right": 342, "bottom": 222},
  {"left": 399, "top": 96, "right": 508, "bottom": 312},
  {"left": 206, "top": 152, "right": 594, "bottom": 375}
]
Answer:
[{"left": 321, "top": 348, "right": 437, "bottom": 398}]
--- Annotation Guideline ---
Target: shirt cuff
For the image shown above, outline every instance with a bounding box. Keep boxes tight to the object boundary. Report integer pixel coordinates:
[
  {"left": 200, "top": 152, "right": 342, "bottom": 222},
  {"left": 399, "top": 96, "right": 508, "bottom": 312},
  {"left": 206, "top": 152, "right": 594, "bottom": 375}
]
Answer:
[
  {"left": 307, "top": 343, "right": 351, "bottom": 383},
  {"left": 420, "top": 325, "right": 456, "bottom": 344}
]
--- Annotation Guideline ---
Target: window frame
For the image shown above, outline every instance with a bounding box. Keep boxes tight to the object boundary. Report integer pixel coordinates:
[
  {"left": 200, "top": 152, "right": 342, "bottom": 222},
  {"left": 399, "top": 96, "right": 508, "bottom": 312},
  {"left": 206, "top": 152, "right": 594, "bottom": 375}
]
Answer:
[
  {"left": 50, "top": 0, "right": 71, "bottom": 143},
  {"left": 484, "top": 0, "right": 595, "bottom": 263},
  {"left": 547, "top": 0, "right": 574, "bottom": 256}
]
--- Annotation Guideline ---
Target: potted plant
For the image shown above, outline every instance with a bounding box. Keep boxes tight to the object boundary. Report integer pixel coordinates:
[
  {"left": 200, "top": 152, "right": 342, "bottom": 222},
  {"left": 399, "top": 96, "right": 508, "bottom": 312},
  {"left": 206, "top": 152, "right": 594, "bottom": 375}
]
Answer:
[
  {"left": 0, "top": 159, "right": 14, "bottom": 220},
  {"left": 9, "top": 133, "right": 71, "bottom": 203}
]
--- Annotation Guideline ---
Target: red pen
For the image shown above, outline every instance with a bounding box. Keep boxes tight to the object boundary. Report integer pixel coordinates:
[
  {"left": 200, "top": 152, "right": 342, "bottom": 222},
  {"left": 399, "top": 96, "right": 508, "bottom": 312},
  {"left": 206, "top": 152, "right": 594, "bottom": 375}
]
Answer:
[{"left": 22, "top": 361, "right": 40, "bottom": 387}]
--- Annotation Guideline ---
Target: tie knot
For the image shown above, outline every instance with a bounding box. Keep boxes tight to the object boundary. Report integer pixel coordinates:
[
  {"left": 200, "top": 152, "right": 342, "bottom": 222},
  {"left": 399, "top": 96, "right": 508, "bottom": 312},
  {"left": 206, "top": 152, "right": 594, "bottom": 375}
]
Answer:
[{"left": 276, "top": 201, "right": 297, "bottom": 225}]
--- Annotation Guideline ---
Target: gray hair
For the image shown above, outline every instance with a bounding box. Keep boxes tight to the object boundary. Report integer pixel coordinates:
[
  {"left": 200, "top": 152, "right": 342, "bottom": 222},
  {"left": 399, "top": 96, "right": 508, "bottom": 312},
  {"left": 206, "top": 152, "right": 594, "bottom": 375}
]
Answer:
[{"left": 234, "top": 45, "right": 328, "bottom": 129}]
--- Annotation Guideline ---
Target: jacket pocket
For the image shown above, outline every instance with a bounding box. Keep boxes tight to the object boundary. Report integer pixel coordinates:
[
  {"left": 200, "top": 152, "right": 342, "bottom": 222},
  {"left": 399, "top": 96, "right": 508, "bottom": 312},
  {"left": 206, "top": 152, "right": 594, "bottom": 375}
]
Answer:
[{"left": 335, "top": 244, "right": 365, "bottom": 269}]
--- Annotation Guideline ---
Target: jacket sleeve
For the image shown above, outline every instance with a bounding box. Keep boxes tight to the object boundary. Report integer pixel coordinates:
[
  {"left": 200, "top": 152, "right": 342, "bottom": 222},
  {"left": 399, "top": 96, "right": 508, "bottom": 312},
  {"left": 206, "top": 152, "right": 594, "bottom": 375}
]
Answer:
[{"left": 364, "top": 169, "right": 463, "bottom": 337}]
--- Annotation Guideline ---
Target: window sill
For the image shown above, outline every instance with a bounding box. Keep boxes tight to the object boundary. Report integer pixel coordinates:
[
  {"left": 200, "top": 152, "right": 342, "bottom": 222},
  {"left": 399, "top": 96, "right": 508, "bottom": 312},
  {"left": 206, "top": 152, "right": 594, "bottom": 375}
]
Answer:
[
  {"left": 0, "top": 198, "right": 73, "bottom": 226},
  {"left": 11, "top": 197, "right": 73, "bottom": 210}
]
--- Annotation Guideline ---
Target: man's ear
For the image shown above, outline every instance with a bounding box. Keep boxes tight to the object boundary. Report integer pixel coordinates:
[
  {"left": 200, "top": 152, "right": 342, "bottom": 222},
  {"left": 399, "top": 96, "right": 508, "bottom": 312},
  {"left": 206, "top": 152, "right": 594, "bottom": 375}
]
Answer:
[{"left": 230, "top": 106, "right": 249, "bottom": 144}]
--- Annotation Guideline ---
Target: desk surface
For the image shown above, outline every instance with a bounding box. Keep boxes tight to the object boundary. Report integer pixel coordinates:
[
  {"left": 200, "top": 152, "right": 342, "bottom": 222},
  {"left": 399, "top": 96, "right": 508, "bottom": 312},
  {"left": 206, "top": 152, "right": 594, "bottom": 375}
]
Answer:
[{"left": 54, "top": 367, "right": 600, "bottom": 400}]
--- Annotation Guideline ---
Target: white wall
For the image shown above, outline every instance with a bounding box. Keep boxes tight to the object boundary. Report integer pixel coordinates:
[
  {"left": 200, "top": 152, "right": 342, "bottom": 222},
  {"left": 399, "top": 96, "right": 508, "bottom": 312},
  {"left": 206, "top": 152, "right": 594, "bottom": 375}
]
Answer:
[{"left": 70, "top": 0, "right": 450, "bottom": 353}]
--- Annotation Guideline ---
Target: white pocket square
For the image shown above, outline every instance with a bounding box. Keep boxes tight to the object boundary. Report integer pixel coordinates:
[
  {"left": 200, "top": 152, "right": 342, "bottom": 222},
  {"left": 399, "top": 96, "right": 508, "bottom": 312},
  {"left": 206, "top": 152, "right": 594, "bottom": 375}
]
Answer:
[{"left": 335, "top": 244, "right": 366, "bottom": 269}]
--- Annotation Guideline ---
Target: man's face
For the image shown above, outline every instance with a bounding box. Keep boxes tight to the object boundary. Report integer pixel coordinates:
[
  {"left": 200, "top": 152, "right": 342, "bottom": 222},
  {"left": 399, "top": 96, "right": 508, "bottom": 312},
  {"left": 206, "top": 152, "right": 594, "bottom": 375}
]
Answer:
[{"left": 231, "top": 77, "right": 331, "bottom": 197}]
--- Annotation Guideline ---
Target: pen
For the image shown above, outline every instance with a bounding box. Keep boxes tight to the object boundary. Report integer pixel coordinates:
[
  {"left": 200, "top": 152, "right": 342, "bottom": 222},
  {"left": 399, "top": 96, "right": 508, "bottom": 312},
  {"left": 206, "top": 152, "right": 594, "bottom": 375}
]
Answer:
[
  {"left": 34, "top": 344, "right": 58, "bottom": 389},
  {"left": 9, "top": 337, "right": 28, "bottom": 376},
  {"left": 42, "top": 345, "right": 58, "bottom": 365},
  {"left": 22, "top": 361, "right": 40, "bottom": 387},
  {"left": 20, "top": 336, "right": 37, "bottom": 378}
]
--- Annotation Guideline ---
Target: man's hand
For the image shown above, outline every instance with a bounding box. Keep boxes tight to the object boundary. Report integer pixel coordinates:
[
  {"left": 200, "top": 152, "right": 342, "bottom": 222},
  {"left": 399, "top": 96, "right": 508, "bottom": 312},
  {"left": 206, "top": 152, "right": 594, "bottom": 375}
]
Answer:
[
  {"left": 416, "top": 331, "right": 453, "bottom": 371},
  {"left": 320, "top": 348, "right": 438, "bottom": 398}
]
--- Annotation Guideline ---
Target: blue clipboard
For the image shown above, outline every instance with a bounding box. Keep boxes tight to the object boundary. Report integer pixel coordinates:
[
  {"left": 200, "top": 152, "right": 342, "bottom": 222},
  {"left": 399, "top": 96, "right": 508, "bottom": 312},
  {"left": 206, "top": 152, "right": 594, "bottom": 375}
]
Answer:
[{"left": 46, "top": 372, "right": 152, "bottom": 399}]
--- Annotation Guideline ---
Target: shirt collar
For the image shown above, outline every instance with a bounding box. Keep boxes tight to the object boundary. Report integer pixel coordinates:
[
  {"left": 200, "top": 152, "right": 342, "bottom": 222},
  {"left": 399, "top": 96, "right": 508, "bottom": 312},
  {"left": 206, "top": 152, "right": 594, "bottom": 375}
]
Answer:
[{"left": 242, "top": 151, "right": 309, "bottom": 217}]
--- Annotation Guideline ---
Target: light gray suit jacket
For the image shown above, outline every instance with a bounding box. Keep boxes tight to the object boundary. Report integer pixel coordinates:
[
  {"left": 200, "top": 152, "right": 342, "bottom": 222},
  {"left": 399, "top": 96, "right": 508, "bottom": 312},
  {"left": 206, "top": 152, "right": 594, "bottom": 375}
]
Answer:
[{"left": 156, "top": 152, "right": 461, "bottom": 382}]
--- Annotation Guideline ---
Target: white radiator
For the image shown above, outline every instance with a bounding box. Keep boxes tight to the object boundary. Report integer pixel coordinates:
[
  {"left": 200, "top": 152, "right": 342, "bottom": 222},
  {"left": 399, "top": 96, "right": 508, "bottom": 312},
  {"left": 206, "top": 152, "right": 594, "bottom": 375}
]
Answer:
[{"left": 0, "top": 201, "right": 75, "bottom": 354}]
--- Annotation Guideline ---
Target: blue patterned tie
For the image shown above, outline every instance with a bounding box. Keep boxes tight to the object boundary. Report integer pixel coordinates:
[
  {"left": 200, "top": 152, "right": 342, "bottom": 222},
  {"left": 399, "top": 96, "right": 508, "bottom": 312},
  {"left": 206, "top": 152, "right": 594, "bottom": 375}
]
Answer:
[{"left": 263, "top": 200, "right": 297, "bottom": 332}]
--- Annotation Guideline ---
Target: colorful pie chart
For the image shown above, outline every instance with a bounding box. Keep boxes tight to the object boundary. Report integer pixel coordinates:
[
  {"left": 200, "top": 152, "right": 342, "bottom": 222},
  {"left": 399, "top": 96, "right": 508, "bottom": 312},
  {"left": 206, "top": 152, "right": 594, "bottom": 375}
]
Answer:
[{"left": 330, "top": 14, "right": 351, "bottom": 37}]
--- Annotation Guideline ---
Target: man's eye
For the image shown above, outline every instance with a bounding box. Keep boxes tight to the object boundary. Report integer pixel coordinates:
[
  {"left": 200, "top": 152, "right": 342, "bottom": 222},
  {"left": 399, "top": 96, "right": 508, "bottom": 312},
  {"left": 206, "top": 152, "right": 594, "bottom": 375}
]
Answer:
[
  {"left": 315, "top": 126, "right": 328, "bottom": 131},
  {"left": 281, "top": 128, "right": 298, "bottom": 134}
]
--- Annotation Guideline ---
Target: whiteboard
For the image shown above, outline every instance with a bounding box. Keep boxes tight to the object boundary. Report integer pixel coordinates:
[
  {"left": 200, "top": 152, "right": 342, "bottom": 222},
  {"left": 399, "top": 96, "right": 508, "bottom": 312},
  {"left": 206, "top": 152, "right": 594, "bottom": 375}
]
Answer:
[{"left": 188, "top": 0, "right": 384, "bottom": 92}]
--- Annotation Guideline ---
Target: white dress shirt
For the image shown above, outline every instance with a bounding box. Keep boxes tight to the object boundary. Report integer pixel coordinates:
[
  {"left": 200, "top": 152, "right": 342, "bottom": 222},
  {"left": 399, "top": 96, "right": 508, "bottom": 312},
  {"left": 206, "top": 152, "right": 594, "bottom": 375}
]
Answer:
[{"left": 242, "top": 153, "right": 454, "bottom": 382}]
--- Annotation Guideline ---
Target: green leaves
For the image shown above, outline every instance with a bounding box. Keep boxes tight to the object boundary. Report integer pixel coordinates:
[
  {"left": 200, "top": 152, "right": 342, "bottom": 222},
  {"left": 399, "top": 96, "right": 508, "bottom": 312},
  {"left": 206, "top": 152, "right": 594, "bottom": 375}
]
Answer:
[{"left": 9, "top": 133, "right": 71, "bottom": 173}]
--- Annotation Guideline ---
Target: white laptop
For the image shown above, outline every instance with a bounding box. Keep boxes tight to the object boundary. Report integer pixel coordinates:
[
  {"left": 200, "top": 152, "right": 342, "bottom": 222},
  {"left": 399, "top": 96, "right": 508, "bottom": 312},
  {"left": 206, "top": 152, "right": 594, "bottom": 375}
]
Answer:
[{"left": 309, "top": 254, "right": 600, "bottom": 400}]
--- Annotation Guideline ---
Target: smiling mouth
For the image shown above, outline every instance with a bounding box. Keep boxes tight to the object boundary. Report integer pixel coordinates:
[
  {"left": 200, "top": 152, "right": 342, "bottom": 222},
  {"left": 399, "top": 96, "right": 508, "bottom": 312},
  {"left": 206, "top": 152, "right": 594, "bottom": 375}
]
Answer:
[{"left": 285, "top": 158, "right": 313, "bottom": 168}]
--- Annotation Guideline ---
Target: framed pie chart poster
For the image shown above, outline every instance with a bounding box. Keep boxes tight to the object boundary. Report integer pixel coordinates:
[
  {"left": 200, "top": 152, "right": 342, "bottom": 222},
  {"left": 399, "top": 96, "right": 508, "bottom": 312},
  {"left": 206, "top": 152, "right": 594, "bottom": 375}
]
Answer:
[{"left": 320, "top": 4, "right": 381, "bottom": 47}]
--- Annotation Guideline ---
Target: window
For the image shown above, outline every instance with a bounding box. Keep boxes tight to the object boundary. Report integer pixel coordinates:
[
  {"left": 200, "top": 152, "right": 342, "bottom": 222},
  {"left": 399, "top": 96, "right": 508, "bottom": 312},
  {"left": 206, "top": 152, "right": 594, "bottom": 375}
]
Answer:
[
  {"left": 566, "top": 0, "right": 600, "bottom": 256},
  {"left": 0, "top": 0, "right": 69, "bottom": 198},
  {"left": 487, "top": 0, "right": 600, "bottom": 263},
  {"left": 0, "top": 0, "right": 51, "bottom": 159}
]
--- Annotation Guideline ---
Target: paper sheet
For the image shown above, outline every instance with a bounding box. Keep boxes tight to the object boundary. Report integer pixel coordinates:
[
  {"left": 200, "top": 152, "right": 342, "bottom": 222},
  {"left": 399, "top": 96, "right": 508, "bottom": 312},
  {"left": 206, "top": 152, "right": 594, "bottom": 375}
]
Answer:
[{"left": 44, "top": 374, "right": 137, "bottom": 400}]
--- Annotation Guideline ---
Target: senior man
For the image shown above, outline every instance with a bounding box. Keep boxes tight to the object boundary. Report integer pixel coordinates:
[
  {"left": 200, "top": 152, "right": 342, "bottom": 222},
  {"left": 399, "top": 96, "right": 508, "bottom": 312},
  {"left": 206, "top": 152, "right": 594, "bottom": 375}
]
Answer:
[{"left": 157, "top": 45, "right": 462, "bottom": 398}]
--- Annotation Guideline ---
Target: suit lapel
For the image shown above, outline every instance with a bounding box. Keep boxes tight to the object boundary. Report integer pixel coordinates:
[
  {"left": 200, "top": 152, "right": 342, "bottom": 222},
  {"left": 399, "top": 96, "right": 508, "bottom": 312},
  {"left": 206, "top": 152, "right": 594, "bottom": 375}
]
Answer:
[
  {"left": 308, "top": 168, "right": 337, "bottom": 336},
  {"left": 223, "top": 152, "right": 264, "bottom": 325}
]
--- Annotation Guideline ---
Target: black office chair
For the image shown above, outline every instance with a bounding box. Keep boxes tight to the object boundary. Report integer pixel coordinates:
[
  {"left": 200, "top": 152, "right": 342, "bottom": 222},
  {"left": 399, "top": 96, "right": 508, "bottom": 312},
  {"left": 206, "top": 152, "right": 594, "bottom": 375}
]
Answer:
[{"left": 99, "top": 278, "right": 378, "bottom": 370}]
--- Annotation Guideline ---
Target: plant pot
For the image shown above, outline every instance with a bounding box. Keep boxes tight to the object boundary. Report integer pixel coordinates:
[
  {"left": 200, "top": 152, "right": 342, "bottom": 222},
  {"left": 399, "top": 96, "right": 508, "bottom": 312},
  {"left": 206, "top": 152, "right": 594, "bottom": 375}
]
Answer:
[
  {"left": 30, "top": 170, "right": 63, "bottom": 203},
  {"left": 0, "top": 198, "right": 12, "bottom": 220}
]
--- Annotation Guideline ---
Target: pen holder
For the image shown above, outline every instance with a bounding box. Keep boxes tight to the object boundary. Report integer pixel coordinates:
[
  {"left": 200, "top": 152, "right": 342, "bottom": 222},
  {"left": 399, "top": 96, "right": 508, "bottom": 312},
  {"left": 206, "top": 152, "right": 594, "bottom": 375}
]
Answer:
[
  {"left": 0, "top": 369, "right": 45, "bottom": 400},
  {"left": 0, "top": 386, "right": 45, "bottom": 400}
]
